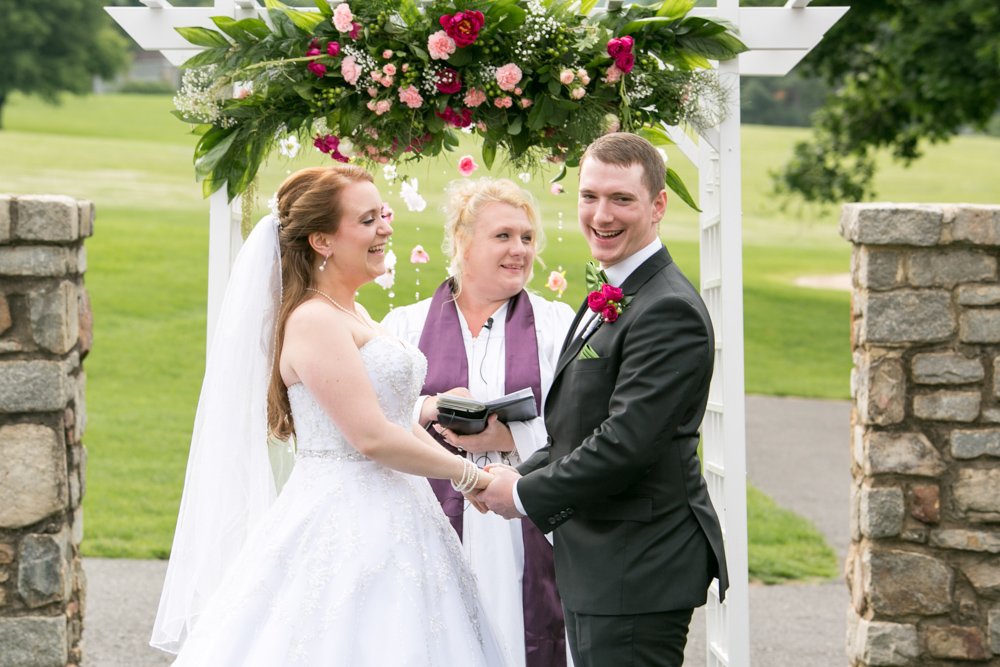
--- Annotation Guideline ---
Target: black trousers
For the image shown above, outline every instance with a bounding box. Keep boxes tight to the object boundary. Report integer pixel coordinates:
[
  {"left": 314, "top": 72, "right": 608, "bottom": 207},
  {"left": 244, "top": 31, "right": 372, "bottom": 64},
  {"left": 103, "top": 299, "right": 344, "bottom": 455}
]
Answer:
[{"left": 563, "top": 607, "right": 695, "bottom": 667}]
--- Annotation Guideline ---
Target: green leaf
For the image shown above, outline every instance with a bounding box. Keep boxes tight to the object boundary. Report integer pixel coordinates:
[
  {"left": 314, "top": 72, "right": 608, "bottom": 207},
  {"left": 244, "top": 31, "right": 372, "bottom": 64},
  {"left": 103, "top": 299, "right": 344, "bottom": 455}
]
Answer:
[
  {"left": 211, "top": 17, "right": 254, "bottom": 45},
  {"left": 578, "top": 0, "right": 599, "bottom": 16},
  {"left": 175, "top": 26, "right": 231, "bottom": 49},
  {"left": 447, "top": 47, "right": 475, "bottom": 67},
  {"left": 312, "top": 0, "right": 333, "bottom": 17},
  {"left": 620, "top": 16, "right": 675, "bottom": 35},
  {"left": 482, "top": 140, "right": 497, "bottom": 170},
  {"left": 549, "top": 164, "right": 567, "bottom": 183},
  {"left": 507, "top": 115, "right": 523, "bottom": 135},
  {"left": 656, "top": 0, "right": 695, "bottom": 20},
  {"left": 585, "top": 262, "right": 609, "bottom": 292},
  {"left": 497, "top": 6, "right": 527, "bottom": 31},
  {"left": 677, "top": 32, "right": 746, "bottom": 61},
  {"left": 638, "top": 125, "right": 675, "bottom": 147},
  {"left": 666, "top": 167, "right": 700, "bottom": 211},
  {"left": 675, "top": 51, "right": 712, "bottom": 70},
  {"left": 283, "top": 8, "right": 326, "bottom": 33},
  {"left": 547, "top": 78, "right": 562, "bottom": 96},
  {"left": 235, "top": 18, "right": 271, "bottom": 40},
  {"left": 180, "top": 47, "right": 228, "bottom": 69}
]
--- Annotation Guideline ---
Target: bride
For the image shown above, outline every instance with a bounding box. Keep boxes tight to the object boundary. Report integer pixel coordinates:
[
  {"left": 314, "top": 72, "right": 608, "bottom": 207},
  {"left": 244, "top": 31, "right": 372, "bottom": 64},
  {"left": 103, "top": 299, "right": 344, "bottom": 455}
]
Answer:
[{"left": 150, "top": 164, "right": 510, "bottom": 665}]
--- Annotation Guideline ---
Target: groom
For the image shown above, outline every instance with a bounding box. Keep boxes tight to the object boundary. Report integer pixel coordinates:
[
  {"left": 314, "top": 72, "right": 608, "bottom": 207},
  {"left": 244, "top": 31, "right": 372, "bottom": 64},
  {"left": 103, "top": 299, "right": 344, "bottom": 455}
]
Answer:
[{"left": 478, "top": 133, "right": 728, "bottom": 666}]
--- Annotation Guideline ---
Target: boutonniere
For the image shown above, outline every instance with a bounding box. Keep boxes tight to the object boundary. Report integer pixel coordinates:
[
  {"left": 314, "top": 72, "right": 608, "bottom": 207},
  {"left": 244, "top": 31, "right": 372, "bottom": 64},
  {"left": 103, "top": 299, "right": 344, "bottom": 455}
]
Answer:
[{"left": 585, "top": 263, "right": 632, "bottom": 324}]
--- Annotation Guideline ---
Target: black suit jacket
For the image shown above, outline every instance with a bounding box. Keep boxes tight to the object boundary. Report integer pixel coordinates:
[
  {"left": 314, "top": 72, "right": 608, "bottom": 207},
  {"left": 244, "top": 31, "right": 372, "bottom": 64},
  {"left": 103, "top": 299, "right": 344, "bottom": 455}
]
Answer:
[{"left": 518, "top": 247, "right": 728, "bottom": 615}]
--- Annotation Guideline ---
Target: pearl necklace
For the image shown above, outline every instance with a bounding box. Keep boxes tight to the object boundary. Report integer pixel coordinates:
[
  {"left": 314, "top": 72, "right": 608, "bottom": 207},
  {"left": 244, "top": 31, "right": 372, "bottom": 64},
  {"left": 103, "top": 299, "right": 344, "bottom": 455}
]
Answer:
[{"left": 306, "top": 288, "right": 373, "bottom": 330}]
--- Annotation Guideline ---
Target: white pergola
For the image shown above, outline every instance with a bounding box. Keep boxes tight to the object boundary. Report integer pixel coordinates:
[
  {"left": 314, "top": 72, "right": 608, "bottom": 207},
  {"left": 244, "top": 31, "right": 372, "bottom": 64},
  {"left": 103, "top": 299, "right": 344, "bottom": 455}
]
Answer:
[{"left": 108, "top": 2, "right": 847, "bottom": 664}]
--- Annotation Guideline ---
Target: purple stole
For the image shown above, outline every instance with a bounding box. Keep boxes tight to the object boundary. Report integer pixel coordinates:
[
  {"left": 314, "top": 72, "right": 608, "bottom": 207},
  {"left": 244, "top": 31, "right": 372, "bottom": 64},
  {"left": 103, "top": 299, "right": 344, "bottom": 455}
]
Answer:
[{"left": 417, "top": 279, "right": 567, "bottom": 667}]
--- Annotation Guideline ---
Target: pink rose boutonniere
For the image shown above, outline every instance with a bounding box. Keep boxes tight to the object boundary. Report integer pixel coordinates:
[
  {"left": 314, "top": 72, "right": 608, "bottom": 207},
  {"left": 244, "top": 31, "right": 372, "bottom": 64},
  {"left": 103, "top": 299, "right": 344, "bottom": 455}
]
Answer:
[{"left": 585, "top": 263, "right": 631, "bottom": 324}]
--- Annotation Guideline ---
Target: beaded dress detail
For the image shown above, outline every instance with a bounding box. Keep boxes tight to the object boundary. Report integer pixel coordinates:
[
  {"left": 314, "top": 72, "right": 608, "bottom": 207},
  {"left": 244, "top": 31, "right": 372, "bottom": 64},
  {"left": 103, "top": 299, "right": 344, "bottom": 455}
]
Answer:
[{"left": 171, "top": 337, "right": 509, "bottom": 666}]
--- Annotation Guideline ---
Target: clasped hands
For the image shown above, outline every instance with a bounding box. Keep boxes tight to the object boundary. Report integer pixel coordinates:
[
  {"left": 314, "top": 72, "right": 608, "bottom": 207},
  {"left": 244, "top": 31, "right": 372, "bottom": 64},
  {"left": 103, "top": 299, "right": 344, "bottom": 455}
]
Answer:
[{"left": 434, "top": 419, "right": 524, "bottom": 520}]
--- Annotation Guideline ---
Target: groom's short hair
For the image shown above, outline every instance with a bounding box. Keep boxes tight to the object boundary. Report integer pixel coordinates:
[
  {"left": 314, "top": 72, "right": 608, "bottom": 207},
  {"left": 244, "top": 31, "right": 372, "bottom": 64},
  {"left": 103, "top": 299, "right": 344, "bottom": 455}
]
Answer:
[{"left": 580, "top": 133, "right": 666, "bottom": 201}]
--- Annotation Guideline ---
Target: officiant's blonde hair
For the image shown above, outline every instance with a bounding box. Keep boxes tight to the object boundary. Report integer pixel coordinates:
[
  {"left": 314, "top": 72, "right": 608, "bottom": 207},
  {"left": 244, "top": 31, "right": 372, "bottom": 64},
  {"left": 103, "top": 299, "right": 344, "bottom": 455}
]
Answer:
[{"left": 443, "top": 178, "right": 544, "bottom": 296}]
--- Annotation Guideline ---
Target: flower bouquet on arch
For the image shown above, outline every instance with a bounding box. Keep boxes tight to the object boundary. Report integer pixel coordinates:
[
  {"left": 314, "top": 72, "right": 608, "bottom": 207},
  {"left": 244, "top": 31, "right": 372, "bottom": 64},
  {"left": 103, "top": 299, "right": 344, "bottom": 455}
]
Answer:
[{"left": 173, "top": 0, "right": 746, "bottom": 207}]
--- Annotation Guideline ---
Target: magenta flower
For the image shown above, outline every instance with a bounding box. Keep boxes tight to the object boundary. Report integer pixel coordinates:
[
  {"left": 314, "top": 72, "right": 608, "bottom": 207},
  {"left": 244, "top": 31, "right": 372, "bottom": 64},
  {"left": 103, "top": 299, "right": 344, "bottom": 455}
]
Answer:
[
  {"left": 439, "top": 10, "right": 484, "bottom": 48},
  {"left": 587, "top": 291, "right": 608, "bottom": 311},
  {"left": 600, "top": 283, "right": 624, "bottom": 302},
  {"left": 602, "top": 305, "right": 620, "bottom": 323},
  {"left": 434, "top": 67, "right": 462, "bottom": 94},
  {"left": 307, "top": 61, "right": 327, "bottom": 77},
  {"left": 435, "top": 106, "right": 473, "bottom": 128},
  {"left": 327, "top": 41, "right": 340, "bottom": 57},
  {"left": 349, "top": 22, "right": 362, "bottom": 40}
]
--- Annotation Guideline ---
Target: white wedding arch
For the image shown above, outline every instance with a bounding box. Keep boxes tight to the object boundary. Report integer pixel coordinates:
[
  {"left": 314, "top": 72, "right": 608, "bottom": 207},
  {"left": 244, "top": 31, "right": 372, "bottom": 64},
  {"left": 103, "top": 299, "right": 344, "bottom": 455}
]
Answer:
[{"left": 108, "top": 1, "right": 847, "bottom": 664}]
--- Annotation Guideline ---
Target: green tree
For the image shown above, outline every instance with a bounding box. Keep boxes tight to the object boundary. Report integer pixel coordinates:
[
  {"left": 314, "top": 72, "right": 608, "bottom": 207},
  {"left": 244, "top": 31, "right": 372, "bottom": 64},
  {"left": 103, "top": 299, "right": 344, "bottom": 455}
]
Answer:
[
  {"left": 0, "top": 0, "right": 129, "bottom": 129},
  {"left": 774, "top": 0, "right": 1000, "bottom": 203}
]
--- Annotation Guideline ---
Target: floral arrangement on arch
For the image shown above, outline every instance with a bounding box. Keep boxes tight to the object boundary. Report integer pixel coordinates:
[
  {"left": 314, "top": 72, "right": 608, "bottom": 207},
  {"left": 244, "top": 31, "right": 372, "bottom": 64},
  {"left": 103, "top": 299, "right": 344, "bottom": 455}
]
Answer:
[{"left": 174, "top": 0, "right": 746, "bottom": 206}]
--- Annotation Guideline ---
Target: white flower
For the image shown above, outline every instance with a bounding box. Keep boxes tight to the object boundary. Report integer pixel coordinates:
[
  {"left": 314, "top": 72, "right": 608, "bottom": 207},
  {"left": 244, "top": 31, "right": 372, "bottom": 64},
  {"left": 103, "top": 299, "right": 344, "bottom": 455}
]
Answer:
[
  {"left": 277, "top": 135, "right": 300, "bottom": 158},
  {"left": 339, "top": 138, "right": 354, "bottom": 156},
  {"left": 374, "top": 269, "right": 395, "bottom": 289},
  {"left": 383, "top": 164, "right": 398, "bottom": 182},
  {"left": 518, "top": 172, "right": 531, "bottom": 183},
  {"left": 400, "top": 178, "right": 427, "bottom": 212},
  {"left": 657, "top": 148, "right": 669, "bottom": 165},
  {"left": 383, "top": 248, "right": 397, "bottom": 271}
]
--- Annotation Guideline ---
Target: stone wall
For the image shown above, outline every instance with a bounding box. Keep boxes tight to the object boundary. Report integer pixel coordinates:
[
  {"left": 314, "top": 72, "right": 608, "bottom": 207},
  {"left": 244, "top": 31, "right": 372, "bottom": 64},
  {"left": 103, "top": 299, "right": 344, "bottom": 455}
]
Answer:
[
  {"left": 844, "top": 204, "right": 1000, "bottom": 665},
  {"left": 0, "top": 195, "right": 92, "bottom": 667}
]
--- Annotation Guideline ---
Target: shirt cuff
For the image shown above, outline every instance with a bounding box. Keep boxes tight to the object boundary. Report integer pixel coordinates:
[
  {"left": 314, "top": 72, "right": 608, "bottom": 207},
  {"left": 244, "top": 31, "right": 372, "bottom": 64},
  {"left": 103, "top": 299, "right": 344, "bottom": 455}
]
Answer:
[
  {"left": 512, "top": 479, "right": 526, "bottom": 516},
  {"left": 412, "top": 396, "right": 429, "bottom": 426}
]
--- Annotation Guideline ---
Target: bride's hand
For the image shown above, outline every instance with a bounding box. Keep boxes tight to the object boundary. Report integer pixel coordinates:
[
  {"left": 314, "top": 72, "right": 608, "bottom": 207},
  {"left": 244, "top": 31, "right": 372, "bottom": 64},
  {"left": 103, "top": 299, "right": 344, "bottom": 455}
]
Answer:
[{"left": 473, "top": 468, "right": 494, "bottom": 491}]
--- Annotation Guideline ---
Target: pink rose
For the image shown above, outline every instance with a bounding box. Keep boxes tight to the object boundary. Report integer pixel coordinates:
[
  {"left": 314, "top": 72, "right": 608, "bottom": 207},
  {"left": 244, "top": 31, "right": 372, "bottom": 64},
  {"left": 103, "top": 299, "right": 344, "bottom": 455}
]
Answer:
[
  {"left": 332, "top": 3, "right": 353, "bottom": 32},
  {"left": 495, "top": 63, "right": 523, "bottom": 92},
  {"left": 341, "top": 56, "right": 361, "bottom": 85},
  {"left": 601, "top": 284, "right": 624, "bottom": 302},
  {"left": 383, "top": 63, "right": 396, "bottom": 76},
  {"left": 307, "top": 61, "right": 327, "bottom": 77},
  {"left": 434, "top": 67, "right": 462, "bottom": 94},
  {"left": 570, "top": 87, "right": 586, "bottom": 100},
  {"left": 463, "top": 88, "right": 486, "bottom": 107},
  {"left": 606, "top": 115, "right": 621, "bottom": 133},
  {"left": 550, "top": 183, "right": 564, "bottom": 195},
  {"left": 366, "top": 99, "right": 392, "bottom": 116},
  {"left": 546, "top": 271, "right": 568, "bottom": 295},
  {"left": 458, "top": 155, "right": 478, "bottom": 177},
  {"left": 602, "top": 305, "right": 619, "bottom": 323},
  {"left": 382, "top": 49, "right": 393, "bottom": 59},
  {"left": 367, "top": 86, "right": 378, "bottom": 97},
  {"left": 428, "top": 30, "right": 457, "bottom": 60},
  {"left": 381, "top": 76, "right": 394, "bottom": 88},
  {"left": 603, "top": 63, "right": 623, "bottom": 84},
  {"left": 401, "top": 63, "right": 409, "bottom": 72},
  {"left": 577, "top": 69, "right": 590, "bottom": 85},
  {"left": 587, "top": 291, "right": 608, "bottom": 311},
  {"left": 494, "top": 96, "right": 513, "bottom": 109},
  {"left": 327, "top": 41, "right": 340, "bottom": 57},
  {"left": 410, "top": 245, "right": 430, "bottom": 264},
  {"left": 559, "top": 69, "right": 574, "bottom": 85},
  {"left": 439, "top": 10, "right": 484, "bottom": 48},
  {"left": 398, "top": 85, "right": 424, "bottom": 109},
  {"left": 520, "top": 98, "right": 533, "bottom": 108}
]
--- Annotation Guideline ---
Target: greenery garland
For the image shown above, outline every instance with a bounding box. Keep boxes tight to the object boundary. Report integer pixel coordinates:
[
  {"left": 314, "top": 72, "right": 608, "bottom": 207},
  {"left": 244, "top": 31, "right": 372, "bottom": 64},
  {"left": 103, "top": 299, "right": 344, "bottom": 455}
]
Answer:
[{"left": 174, "top": 0, "right": 746, "bottom": 206}]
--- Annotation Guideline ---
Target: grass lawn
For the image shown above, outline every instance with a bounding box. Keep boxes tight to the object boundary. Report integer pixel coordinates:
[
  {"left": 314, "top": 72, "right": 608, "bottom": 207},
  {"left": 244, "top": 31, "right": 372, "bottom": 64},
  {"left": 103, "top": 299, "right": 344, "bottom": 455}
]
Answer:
[{"left": 4, "top": 93, "right": 998, "bottom": 579}]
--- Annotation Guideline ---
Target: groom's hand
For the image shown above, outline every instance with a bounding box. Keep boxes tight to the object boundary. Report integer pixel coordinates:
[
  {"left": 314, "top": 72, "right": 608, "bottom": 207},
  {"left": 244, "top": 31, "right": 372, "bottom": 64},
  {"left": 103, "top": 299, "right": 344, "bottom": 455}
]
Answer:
[{"left": 475, "top": 466, "right": 523, "bottom": 519}]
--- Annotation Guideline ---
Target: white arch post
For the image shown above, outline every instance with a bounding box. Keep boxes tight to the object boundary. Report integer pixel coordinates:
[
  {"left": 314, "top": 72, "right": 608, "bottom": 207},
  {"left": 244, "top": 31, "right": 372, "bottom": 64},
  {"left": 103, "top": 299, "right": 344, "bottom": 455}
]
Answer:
[{"left": 107, "top": 2, "right": 847, "bottom": 664}]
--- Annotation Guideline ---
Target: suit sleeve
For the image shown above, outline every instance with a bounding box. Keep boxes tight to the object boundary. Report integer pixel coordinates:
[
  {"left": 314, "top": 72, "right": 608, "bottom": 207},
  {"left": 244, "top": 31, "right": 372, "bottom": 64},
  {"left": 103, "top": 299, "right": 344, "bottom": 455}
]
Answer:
[{"left": 518, "top": 294, "right": 712, "bottom": 529}]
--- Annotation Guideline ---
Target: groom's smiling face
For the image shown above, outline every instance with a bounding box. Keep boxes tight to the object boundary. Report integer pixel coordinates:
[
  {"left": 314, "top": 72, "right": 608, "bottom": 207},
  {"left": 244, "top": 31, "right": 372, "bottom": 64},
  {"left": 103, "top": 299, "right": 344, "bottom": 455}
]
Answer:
[{"left": 578, "top": 159, "right": 666, "bottom": 268}]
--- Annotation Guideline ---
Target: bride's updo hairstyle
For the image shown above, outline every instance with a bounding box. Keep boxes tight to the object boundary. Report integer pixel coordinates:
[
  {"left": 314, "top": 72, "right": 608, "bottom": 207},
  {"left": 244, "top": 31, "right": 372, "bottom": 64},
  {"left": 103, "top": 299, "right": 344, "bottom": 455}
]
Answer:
[
  {"left": 443, "top": 177, "right": 544, "bottom": 298},
  {"left": 267, "top": 164, "right": 374, "bottom": 440}
]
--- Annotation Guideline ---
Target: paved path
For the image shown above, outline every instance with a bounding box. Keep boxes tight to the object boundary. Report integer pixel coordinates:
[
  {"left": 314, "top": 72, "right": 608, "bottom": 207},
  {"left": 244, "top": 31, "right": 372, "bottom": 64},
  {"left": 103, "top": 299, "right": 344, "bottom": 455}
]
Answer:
[{"left": 82, "top": 395, "right": 852, "bottom": 666}]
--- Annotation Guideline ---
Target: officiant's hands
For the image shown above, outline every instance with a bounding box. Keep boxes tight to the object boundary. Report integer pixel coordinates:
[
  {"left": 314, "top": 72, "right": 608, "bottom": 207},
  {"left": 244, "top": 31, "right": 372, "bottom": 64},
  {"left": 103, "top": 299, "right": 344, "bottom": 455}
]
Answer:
[
  {"left": 434, "top": 414, "right": 514, "bottom": 454},
  {"left": 419, "top": 387, "right": 473, "bottom": 425},
  {"left": 474, "top": 464, "right": 524, "bottom": 519}
]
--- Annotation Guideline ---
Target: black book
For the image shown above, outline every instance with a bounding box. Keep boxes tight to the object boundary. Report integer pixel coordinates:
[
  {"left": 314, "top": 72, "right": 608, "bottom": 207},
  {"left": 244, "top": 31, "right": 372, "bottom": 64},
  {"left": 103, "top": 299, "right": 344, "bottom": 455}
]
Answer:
[{"left": 435, "top": 387, "right": 537, "bottom": 435}]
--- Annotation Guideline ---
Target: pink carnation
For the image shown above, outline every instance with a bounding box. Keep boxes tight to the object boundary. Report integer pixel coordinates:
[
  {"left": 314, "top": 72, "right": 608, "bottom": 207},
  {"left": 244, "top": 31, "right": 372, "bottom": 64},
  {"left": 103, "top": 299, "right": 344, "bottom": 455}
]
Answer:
[
  {"left": 398, "top": 85, "right": 424, "bottom": 109},
  {"left": 410, "top": 245, "right": 430, "bottom": 264},
  {"left": 458, "top": 155, "right": 478, "bottom": 177},
  {"left": 463, "top": 88, "right": 486, "bottom": 107},
  {"left": 495, "top": 63, "right": 523, "bottom": 92},
  {"left": 494, "top": 96, "right": 513, "bottom": 109},
  {"left": 341, "top": 56, "right": 361, "bottom": 85},
  {"left": 332, "top": 3, "right": 353, "bottom": 32},
  {"left": 367, "top": 99, "right": 393, "bottom": 116},
  {"left": 383, "top": 63, "right": 396, "bottom": 76},
  {"left": 428, "top": 30, "right": 457, "bottom": 60}
]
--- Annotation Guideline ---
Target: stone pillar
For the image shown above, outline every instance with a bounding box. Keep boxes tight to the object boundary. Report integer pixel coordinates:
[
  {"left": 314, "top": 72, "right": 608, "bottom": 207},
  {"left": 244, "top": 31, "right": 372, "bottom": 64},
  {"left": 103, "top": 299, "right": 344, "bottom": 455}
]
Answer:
[
  {"left": 844, "top": 204, "right": 1000, "bottom": 665},
  {"left": 0, "top": 195, "right": 92, "bottom": 667}
]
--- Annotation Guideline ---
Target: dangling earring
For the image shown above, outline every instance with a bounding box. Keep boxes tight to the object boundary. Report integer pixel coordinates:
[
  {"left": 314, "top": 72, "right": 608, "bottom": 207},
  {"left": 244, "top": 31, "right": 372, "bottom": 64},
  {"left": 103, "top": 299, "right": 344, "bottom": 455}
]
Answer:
[{"left": 319, "top": 253, "right": 329, "bottom": 272}]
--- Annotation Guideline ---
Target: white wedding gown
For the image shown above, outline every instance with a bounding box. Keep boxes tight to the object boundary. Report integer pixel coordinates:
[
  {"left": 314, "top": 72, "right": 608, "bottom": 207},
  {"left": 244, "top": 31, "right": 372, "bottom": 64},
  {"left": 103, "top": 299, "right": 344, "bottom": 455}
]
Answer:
[{"left": 171, "top": 337, "right": 510, "bottom": 666}]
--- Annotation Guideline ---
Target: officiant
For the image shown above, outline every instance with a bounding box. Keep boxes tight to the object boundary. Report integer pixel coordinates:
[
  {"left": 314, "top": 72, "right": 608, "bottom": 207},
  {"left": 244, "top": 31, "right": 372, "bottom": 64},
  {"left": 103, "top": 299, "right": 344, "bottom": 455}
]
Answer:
[{"left": 382, "top": 177, "right": 574, "bottom": 667}]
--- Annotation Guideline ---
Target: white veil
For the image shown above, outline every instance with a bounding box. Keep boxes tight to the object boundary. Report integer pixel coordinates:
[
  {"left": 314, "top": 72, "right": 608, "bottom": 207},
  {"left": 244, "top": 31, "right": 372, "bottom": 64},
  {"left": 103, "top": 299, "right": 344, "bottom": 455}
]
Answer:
[{"left": 150, "top": 215, "right": 283, "bottom": 653}]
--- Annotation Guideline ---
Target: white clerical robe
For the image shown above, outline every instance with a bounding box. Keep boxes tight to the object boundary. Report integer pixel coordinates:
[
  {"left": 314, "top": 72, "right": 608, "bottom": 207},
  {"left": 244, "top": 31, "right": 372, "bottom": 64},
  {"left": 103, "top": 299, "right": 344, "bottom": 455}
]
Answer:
[{"left": 382, "top": 291, "right": 574, "bottom": 667}]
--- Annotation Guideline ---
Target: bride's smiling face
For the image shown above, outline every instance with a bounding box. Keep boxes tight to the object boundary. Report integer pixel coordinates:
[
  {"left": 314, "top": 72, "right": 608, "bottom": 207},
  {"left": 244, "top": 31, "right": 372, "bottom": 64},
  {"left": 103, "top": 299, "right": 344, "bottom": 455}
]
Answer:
[{"left": 328, "top": 180, "right": 392, "bottom": 281}]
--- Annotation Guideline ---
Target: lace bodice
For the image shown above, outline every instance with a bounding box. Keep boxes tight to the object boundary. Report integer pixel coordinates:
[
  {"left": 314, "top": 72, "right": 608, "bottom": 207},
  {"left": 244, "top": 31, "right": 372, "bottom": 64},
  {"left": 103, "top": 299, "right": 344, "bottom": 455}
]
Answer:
[{"left": 288, "top": 336, "right": 427, "bottom": 459}]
